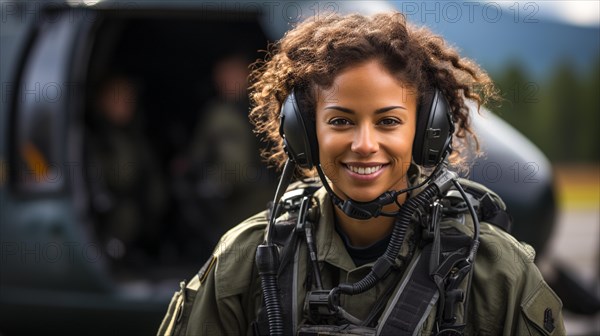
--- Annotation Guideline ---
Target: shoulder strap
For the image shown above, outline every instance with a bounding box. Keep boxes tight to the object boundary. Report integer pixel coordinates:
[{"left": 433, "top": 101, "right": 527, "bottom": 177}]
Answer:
[
  {"left": 253, "top": 181, "right": 321, "bottom": 336},
  {"left": 478, "top": 193, "right": 512, "bottom": 232},
  {"left": 269, "top": 180, "right": 321, "bottom": 245},
  {"left": 443, "top": 178, "right": 513, "bottom": 232}
]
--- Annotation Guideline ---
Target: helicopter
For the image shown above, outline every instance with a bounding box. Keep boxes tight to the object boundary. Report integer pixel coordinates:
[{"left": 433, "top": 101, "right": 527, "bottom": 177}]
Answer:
[{"left": 0, "top": 1, "right": 597, "bottom": 335}]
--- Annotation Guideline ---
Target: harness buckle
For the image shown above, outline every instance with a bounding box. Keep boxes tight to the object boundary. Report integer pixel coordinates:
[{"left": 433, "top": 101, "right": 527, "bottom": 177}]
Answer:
[{"left": 306, "top": 289, "right": 340, "bottom": 319}]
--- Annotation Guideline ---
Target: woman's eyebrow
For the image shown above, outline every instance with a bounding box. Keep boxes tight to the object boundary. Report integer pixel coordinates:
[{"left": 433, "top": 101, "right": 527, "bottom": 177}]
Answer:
[{"left": 324, "top": 106, "right": 407, "bottom": 114}]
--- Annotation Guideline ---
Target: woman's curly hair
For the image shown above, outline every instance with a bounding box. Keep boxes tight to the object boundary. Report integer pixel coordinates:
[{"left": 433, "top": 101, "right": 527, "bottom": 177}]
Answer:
[{"left": 249, "top": 12, "right": 498, "bottom": 176}]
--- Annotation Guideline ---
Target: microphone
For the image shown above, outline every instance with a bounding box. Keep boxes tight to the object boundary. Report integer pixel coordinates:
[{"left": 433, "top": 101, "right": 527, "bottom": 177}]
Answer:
[
  {"left": 337, "top": 192, "right": 398, "bottom": 220},
  {"left": 315, "top": 165, "right": 401, "bottom": 220}
]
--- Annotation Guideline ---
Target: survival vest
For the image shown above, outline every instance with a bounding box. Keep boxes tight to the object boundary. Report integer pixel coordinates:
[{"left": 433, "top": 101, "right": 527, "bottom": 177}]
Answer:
[{"left": 252, "top": 178, "right": 512, "bottom": 336}]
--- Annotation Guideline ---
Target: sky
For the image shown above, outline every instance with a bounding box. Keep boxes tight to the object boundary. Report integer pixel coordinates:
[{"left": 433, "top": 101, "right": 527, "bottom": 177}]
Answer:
[{"left": 491, "top": 0, "right": 599, "bottom": 27}]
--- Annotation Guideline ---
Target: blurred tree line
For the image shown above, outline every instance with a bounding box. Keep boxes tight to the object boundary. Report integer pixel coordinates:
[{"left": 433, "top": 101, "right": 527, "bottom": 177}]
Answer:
[{"left": 491, "top": 56, "right": 600, "bottom": 163}]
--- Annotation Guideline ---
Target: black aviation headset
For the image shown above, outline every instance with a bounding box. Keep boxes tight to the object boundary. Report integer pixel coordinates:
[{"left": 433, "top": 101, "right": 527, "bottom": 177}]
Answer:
[{"left": 278, "top": 87, "right": 456, "bottom": 219}]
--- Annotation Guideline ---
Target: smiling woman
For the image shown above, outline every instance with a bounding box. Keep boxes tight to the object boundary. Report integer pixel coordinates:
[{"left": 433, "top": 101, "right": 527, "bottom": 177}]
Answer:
[
  {"left": 316, "top": 61, "right": 417, "bottom": 205},
  {"left": 158, "top": 11, "right": 566, "bottom": 336},
  {"left": 315, "top": 61, "right": 418, "bottom": 247}
]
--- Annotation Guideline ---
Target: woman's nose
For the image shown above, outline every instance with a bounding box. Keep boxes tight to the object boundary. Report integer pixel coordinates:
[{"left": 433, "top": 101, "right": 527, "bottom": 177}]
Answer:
[{"left": 351, "top": 124, "right": 379, "bottom": 156}]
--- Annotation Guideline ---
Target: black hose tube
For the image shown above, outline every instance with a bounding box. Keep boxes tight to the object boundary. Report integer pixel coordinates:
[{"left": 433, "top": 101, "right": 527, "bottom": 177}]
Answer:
[
  {"left": 339, "top": 184, "right": 440, "bottom": 295},
  {"left": 256, "top": 245, "right": 284, "bottom": 335},
  {"left": 257, "top": 159, "right": 296, "bottom": 336}
]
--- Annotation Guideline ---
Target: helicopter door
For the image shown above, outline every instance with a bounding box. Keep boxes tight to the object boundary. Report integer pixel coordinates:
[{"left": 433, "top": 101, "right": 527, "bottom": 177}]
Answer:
[{"left": 4, "top": 7, "right": 110, "bottom": 292}]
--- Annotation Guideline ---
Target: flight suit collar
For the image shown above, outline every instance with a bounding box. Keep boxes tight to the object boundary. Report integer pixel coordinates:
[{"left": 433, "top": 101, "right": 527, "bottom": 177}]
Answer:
[
  {"left": 313, "top": 187, "right": 356, "bottom": 272},
  {"left": 312, "top": 163, "right": 423, "bottom": 273}
]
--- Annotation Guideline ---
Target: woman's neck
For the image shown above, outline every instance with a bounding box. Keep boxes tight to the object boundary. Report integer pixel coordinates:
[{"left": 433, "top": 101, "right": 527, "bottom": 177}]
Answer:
[{"left": 334, "top": 193, "right": 407, "bottom": 247}]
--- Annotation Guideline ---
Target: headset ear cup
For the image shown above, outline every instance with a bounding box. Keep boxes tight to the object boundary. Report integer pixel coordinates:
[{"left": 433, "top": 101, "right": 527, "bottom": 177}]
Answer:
[
  {"left": 412, "top": 89, "right": 454, "bottom": 167},
  {"left": 279, "top": 91, "right": 319, "bottom": 169}
]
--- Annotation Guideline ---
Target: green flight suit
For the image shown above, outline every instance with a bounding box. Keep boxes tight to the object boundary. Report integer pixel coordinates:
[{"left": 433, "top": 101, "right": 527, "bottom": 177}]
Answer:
[{"left": 158, "top": 183, "right": 565, "bottom": 336}]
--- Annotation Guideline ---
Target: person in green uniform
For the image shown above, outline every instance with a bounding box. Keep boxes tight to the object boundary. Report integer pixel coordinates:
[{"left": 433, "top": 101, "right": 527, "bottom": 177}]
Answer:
[
  {"left": 87, "top": 75, "right": 167, "bottom": 266},
  {"left": 158, "top": 12, "right": 565, "bottom": 336}
]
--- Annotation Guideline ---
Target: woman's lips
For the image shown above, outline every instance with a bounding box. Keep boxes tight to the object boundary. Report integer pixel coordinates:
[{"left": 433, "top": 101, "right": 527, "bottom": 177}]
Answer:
[{"left": 344, "top": 163, "right": 387, "bottom": 180}]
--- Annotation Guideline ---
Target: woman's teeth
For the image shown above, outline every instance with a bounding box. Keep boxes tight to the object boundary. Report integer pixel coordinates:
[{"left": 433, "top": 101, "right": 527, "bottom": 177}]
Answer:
[{"left": 347, "top": 165, "right": 383, "bottom": 175}]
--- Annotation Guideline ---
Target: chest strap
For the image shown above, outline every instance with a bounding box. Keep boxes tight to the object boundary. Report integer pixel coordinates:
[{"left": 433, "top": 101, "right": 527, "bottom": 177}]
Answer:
[
  {"left": 378, "top": 230, "right": 472, "bottom": 335},
  {"left": 377, "top": 243, "right": 436, "bottom": 335}
]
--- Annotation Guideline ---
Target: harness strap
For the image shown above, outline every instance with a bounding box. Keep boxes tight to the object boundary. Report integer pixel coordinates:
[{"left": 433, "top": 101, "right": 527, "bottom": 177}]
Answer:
[
  {"left": 378, "top": 230, "right": 473, "bottom": 336},
  {"left": 278, "top": 230, "right": 300, "bottom": 336},
  {"left": 378, "top": 244, "right": 438, "bottom": 335}
]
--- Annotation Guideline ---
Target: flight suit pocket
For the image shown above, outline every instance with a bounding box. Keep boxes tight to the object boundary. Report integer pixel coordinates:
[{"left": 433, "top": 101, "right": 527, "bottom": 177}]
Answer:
[
  {"left": 158, "top": 281, "right": 198, "bottom": 336},
  {"left": 158, "top": 285, "right": 183, "bottom": 336},
  {"left": 171, "top": 281, "right": 199, "bottom": 336},
  {"left": 521, "top": 281, "right": 564, "bottom": 336}
]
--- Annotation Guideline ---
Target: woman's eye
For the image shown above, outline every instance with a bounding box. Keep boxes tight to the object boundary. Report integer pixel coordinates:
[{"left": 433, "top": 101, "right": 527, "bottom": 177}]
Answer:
[
  {"left": 328, "top": 118, "right": 352, "bottom": 126},
  {"left": 378, "top": 118, "right": 401, "bottom": 126}
]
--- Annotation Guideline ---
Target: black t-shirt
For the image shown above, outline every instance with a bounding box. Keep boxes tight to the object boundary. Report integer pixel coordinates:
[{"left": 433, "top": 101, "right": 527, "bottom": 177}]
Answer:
[{"left": 334, "top": 223, "right": 391, "bottom": 267}]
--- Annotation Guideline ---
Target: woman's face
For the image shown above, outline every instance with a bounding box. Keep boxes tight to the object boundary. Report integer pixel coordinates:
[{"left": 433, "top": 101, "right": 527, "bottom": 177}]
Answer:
[{"left": 316, "top": 60, "right": 418, "bottom": 202}]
